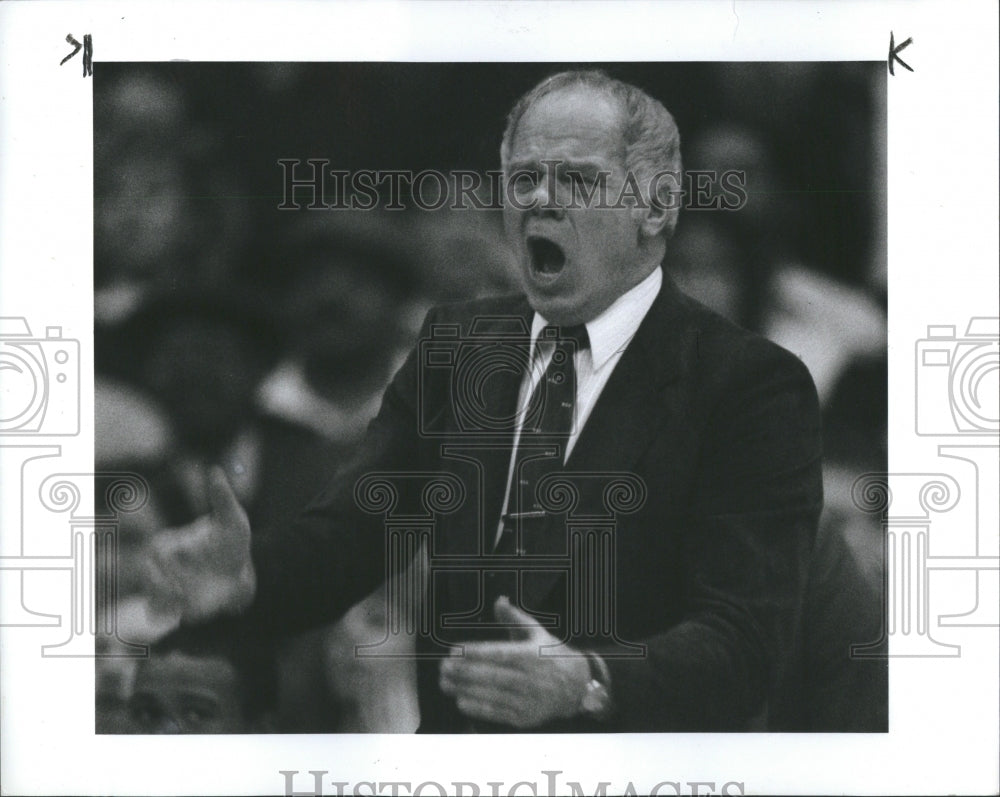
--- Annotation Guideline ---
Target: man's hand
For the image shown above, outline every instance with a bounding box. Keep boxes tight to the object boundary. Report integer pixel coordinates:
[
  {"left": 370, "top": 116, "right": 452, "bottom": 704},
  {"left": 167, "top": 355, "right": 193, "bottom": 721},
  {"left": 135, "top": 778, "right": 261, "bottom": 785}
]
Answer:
[
  {"left": 438, "top": 596, "right": 591, "bottom": 728},
  {"left": 146, "top": 466, "right": 257, "bottom": 624}
]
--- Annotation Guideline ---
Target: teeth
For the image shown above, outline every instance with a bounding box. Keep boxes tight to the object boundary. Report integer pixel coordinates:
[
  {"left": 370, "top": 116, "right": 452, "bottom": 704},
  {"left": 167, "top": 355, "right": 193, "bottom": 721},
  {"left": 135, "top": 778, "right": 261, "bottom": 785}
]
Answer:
[{"left": 527, "top": 237, "right": 566, "bottom": 274}]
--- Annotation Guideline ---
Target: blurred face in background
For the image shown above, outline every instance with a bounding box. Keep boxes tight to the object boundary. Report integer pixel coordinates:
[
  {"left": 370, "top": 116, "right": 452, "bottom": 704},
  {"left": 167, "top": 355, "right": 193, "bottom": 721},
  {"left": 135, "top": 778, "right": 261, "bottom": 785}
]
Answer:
[
  {"left": 503, "top": 86, "right": 653, "bottom": 326},
  {"left": 143, "top": 317, "right": 262, "bottom": 455},
  {"left": 96, "top": 150, "right": 191, "bottom": 281},
  {"left": 668, "top": 216, "right": 744, "bottom": 322},
  {"left": 284, "top": 254, "right": 403, "bottom": 379},
  {"left": 129, "top": 650, "right": 248, "bottom": 734}
]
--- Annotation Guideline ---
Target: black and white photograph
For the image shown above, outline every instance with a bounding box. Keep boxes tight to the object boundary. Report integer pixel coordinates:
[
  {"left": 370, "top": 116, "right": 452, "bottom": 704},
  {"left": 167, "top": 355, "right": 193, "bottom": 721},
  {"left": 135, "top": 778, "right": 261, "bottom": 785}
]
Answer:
[
  {"left": 91, "top": 61, "right": 889, "bottom": 737},
  {"left": 0, "top": 3, "right": 997, "bottom": 795}
]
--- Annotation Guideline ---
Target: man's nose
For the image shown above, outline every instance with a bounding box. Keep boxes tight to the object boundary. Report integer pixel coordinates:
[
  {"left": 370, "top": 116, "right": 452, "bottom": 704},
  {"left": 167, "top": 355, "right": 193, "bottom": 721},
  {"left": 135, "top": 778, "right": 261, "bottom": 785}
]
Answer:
[{"left": 530, "top": 175, "right": 566, "bottom": 220}]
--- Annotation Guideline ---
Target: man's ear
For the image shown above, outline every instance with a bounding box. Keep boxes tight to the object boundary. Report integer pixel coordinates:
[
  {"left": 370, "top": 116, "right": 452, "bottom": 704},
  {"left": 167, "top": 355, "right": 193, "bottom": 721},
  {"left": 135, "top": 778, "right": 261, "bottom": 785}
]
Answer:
[{"left": 635, "top": 197, "right": 671, "bottom": 239}]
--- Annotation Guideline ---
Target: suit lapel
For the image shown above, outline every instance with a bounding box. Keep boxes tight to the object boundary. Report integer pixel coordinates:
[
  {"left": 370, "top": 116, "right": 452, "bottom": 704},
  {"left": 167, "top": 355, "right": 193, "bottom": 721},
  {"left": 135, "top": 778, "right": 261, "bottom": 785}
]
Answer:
[
  {"left": 565, "top": 275, "right": 687, "bottom": 473},
  {"left": 437, "top": 300, "right": 534, "bottom": 629}
]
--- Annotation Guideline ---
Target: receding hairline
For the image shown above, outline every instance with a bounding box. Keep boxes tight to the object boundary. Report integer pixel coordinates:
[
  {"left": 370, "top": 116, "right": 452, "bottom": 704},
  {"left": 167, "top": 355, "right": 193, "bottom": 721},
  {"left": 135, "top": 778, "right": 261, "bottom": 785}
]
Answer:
[
  {"left": 502, "top": 74, "right": 635, "bottom": 164},
  {"left": 499, "top": 70, "right": 684, "bottom": 238},
  {"left": 503, "top": 90, "right": 633, "bottom": 173}
]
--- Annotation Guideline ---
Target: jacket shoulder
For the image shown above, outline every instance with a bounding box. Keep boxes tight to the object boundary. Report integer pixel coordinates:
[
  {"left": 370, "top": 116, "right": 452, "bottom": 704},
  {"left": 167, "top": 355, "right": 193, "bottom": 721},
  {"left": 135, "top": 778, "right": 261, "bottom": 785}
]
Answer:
[{"left": 674, "top": 290, "right": 816, "bottom": 390}]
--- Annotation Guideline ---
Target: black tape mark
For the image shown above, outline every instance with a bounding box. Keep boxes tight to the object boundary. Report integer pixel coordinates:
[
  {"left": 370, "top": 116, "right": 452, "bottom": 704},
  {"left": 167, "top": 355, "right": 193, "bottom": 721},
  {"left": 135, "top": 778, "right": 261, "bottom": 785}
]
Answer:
[
  {"left": 83, "top": 34, "right": 93, "bottom": 77},
  {"left": 60, "top": 34, "right": 81, "bottom": 66},
  {"left": 59, "top": 32, "right": 93, "bottom": 77},
  {"left": 888, "top": 31, "right": 914, "bottom": 76}
]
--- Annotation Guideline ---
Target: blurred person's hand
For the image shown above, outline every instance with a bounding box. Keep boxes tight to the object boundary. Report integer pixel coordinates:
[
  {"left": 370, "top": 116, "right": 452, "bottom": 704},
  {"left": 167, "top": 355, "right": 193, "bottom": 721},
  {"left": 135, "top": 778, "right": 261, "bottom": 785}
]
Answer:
[{"left": 146, "top": 466, "right": 256, "bottom": 624}]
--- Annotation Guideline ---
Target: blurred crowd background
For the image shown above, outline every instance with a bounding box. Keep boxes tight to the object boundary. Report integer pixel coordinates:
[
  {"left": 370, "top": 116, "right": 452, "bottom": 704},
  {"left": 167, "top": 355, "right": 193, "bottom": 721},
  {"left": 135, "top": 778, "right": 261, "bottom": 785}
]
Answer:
[{"left": 94, "top": 62, "right": 888, "bottom": 734}]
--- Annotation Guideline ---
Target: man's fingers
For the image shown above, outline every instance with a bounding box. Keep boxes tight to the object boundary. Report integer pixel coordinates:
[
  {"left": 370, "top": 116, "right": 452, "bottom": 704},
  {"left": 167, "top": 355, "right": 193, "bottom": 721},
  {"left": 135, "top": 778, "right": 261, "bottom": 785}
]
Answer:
[
  {"left": 206, "top": 466, "right": 249, "bottom": 539},
  {"left": 493, "top": 596, "right": 547, "bottom": 641},
  {"left": 440, "top": 659, "right": 527, "bottom": 694},
  {"left": 144, "top": 542, "right": 186, "bottom": 610},
  {"left": 452, "top": 682, "right": 518, "bottom": 709},
  {"left": 155, "top": 517, "right": 212, "bottom": 563},
  {"left": 454, "top": 695, "right": 522, "bottom": 727},
  {"left": 456, "top": 639, "right": 545, "bottom": 664}
]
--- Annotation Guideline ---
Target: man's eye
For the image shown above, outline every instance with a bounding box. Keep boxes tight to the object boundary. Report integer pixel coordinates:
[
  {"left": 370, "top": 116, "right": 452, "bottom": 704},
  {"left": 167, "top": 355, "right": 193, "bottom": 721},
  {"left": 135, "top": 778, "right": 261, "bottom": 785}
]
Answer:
[
  {"left": 512, "top": 171, "right": 539, "bottom": 193},
  {"left": 566, "top": 171, "right": 595, "bottom": 188}
]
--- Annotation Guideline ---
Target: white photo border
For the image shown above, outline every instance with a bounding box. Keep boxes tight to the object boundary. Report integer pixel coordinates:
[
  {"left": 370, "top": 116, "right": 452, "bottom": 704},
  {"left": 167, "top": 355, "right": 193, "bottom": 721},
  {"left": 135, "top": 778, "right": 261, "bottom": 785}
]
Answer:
[{"left": 0, "top": 1, "right": 997, "bottom": 795}]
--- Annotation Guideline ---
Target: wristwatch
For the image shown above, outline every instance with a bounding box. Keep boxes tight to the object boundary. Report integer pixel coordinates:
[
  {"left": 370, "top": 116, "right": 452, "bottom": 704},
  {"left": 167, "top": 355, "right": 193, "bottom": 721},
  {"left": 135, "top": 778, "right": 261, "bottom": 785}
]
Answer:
[{"left": 579, "top": 652, "right": 615, "bottom": 721}]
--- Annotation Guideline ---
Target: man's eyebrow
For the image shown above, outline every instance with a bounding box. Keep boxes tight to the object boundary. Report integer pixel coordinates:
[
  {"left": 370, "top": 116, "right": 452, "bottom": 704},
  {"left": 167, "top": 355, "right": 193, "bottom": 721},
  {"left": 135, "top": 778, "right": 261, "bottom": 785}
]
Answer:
[
  {"left": 506, "top": 158, "right": 542, "bottom": 172},
  {"left": 506, "top": 158, "right": 607, "bottom": 173},
  {"left": 561, "top": 161, "right": 604, "bottom": 176}
]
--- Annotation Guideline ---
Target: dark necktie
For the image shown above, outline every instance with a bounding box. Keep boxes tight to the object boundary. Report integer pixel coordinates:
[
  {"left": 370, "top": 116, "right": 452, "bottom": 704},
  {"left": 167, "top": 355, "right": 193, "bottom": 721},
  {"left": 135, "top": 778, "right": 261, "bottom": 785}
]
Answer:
[
  {"left": 493, "top": 323, "right": 590, "bottom": 557},
  {"left": 461, "top": 324, "right": 590, "bottom": 731}
]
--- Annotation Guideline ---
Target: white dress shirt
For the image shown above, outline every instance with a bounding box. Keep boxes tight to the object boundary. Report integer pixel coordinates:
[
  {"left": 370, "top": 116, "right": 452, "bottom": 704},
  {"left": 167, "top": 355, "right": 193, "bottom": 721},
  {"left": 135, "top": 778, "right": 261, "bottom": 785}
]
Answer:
[{"left": 495, "top": 266, "right": 663, "bottom": 542}]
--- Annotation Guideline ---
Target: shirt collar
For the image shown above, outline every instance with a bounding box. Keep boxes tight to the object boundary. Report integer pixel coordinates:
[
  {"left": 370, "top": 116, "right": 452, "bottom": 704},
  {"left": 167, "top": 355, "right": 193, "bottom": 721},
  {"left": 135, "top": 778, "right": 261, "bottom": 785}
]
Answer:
[{"left": 531, "top": 266, "right": 662, "bottom": 371}]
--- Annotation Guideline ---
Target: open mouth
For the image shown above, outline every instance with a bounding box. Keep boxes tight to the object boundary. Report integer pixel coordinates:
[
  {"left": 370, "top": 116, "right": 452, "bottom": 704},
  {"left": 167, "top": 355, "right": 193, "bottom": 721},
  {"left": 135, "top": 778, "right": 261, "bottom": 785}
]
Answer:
[{"left": 527, "top": 236, "right": 566, "bottom": 276}]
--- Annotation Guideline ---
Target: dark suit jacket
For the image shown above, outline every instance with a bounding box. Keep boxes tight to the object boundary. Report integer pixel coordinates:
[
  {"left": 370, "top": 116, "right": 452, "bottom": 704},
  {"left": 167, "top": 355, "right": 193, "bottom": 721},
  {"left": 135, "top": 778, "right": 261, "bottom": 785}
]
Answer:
[{"left": 248, "top": 274, "right": 824, "bottom": 732}]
